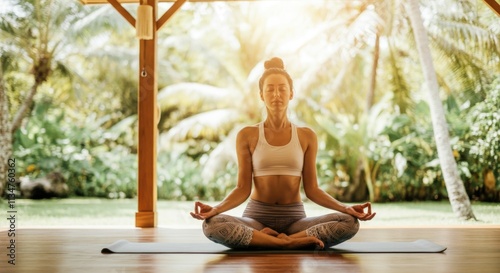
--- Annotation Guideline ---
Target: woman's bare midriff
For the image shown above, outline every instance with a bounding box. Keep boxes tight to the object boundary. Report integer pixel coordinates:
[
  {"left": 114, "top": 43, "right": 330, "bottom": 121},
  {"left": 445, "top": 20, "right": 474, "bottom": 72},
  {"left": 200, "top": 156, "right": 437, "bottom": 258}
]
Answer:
[{"left": 250, "top": 175, "right": 302, "bottom": 205}]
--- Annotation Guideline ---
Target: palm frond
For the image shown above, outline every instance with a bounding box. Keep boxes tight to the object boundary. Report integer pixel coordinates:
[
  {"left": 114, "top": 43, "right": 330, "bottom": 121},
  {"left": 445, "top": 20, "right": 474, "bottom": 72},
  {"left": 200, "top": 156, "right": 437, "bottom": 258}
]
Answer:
[
  {"left": 70, "top": 5, "right": 129, "bottom": 37},
  {"left": 159, "top": 108, "right": 242, "bottom": 145},
  {"left": 157, "top": 82, "right": 240, "bottom": 110},
  {"left": 431, "top": 19, "right": 500, "bottom": 58},
  {"left": 430, "top": 32, "right": 492, "bottom": 94},
  {"left": 79, "top": 44, "right": 137, "bottom": 64},
  {"left": 201, "top": 125, "right": 242, "bottom": 179}
]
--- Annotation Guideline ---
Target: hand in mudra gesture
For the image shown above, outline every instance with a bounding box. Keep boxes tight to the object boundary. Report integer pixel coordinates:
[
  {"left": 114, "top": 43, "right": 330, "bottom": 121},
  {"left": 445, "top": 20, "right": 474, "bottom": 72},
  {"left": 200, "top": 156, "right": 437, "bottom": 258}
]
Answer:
[
  {"left": 346, "top": 202, "right": 376, "bottom": 221},
  {"left": 190, "top": 201, "right": 219, "bottom": 220}
]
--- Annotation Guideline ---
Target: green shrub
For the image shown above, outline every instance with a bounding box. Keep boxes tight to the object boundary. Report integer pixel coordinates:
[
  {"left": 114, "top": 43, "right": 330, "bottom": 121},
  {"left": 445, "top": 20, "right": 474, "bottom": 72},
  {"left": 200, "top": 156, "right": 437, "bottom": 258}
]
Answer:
[
  {"left": 13, "top": 100, "right": 138, "bottom": 198},
  {"left": 456, "top": 80, "right": 500, "bottom": 201}
]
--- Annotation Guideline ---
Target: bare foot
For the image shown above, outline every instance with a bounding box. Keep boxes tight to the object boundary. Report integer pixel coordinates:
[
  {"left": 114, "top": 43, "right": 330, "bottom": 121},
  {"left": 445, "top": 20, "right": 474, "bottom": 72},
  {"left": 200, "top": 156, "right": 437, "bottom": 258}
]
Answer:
[
  {"left": 277, "top": 233, "right": 289, "bottom": 240},
  {"left": 279, "top": 233, "right": 324, "bottom": 250},
  {"left": 260, "top": 227, "right": 280, "bottom": 237}
]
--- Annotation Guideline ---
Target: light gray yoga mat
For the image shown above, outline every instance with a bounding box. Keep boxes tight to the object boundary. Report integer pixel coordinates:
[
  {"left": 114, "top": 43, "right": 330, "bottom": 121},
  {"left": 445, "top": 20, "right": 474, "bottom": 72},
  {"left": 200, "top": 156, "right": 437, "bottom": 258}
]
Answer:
[{"left": 102, "top": 239, "right": 446, "bottom": 254}]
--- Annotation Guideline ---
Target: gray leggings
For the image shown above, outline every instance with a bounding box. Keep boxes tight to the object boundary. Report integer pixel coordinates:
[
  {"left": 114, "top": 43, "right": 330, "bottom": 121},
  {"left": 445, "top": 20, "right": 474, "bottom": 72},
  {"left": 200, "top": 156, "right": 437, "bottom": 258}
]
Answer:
[{"left": 202, "top": 199, "right": 359, "bottom": 249}]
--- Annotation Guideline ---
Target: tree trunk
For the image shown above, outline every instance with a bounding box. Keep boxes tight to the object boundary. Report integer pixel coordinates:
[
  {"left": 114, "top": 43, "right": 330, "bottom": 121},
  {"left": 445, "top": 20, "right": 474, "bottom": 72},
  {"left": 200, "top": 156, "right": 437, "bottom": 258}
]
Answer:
[
  {"left": 405, "top": 0, "right": 476, "bottom": 220},
  {"left": 11, "top": 84, "right": 38, "bottom": 134},
  {"left": 11, "top": 53, "right": 51, "bottom": 134},
  {"left": 344, "top": 160, "right": 368, "bottom": 202},
  {"left": 0, "top": 66, "right": 12, "bottom": 196},
  {"left": 361, "top": 156, "right": 376, "bottom": 202},
  {"left": 366, "top": 33, "right": 380, "bottom": 113}
]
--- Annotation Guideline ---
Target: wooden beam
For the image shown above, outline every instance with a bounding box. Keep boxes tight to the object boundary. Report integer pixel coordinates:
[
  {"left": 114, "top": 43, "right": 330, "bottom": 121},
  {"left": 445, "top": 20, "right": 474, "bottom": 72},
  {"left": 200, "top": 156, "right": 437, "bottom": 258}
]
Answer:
[
  {"left": 157, "top": 0, "right": 187, "bottom": 31},
  {"left": 483, "top": 0, "right": 500, "bottom": 16},
  {"left": 135, "top": 0, "right": 158, "bottom": 228},
  {"left": 107, "top": 0, "right": 136, "bottom": 27}
]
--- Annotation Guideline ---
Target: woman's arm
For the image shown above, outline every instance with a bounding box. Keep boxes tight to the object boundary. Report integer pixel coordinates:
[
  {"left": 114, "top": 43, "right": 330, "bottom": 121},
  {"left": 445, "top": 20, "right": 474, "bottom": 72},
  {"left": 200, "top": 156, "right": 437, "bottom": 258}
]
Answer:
[
  {"left": 191, "top": 127, "right": 253, "bottom": 220},
  {"left": 301, "top": 128, "right": 346, "bottom": 211},
  {"left": 213, "top": 127, "right": 253, "bottom": 213},
  {"left": 301, "top": 128, "right": 375, "bottom": 220}
]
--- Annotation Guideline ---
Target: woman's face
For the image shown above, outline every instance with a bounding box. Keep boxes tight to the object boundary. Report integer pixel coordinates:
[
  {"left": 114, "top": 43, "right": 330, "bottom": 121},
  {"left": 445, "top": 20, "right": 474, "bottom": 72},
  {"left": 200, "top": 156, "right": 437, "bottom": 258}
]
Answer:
[{"left": 260, "top": 73, "right": 293, "bottom": 111}]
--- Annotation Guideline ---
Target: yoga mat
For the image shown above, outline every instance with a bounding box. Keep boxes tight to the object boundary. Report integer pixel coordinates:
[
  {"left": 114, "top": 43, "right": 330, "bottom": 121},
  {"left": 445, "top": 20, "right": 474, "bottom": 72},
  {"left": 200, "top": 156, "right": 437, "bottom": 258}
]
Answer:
[{"left": 102, "top": 239, "right": 446, "bottom": 254}]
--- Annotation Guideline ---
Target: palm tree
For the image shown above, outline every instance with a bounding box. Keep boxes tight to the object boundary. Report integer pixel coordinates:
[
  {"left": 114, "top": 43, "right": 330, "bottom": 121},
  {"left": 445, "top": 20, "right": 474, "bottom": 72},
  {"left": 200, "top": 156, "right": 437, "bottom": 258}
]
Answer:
[
  {"left": 286, "top": 0, "right": 497, "bottom": 204},
  {"left": 0, "top": 0, "right": 134, "bottom": 193},
  {"left": 405, "top": 0, "right": 476, "bottom": 220},
  {"left": 296, "top": 0, "right": 499, "bottom": 118}
]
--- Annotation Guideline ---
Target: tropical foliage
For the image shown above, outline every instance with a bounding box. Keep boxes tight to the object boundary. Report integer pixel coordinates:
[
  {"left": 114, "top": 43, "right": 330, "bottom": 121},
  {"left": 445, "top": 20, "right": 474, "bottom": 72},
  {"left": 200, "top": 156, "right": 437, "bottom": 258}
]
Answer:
[{"left": 1, "top": 0, "right": 499, "bottom": 202}]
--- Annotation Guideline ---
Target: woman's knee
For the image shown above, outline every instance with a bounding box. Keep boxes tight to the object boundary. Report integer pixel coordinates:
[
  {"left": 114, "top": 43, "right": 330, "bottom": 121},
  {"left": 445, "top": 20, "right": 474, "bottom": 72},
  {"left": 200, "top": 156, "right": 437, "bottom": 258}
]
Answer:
[
  {"left": 202, "top": 215, "right": 231, "bottom": 237},
  {"left": 305, "top": 214, "right": 360, "bottom": 247},
  {"left": 202, "top": 215, "right": 253, "bottom": 248},
  {"left": 323, "top": 213, "right": 360, "bottom": 234},
  {"left": 344, "top": 214, "right": 360, "bottom": 238}
]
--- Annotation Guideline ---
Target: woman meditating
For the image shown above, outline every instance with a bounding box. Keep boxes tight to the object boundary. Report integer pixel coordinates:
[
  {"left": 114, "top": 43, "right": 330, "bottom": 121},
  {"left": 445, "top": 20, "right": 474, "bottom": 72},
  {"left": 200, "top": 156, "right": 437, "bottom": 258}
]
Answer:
[{"left": 190, "top": 57, "right": 376, "bottom": 249}]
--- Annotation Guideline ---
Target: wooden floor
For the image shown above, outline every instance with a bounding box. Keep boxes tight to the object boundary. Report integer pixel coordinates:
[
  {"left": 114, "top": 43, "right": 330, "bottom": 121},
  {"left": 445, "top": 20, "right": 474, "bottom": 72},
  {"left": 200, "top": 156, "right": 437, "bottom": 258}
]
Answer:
[{"left": 1, "top": 226, "right": 499, "bottom": 273}]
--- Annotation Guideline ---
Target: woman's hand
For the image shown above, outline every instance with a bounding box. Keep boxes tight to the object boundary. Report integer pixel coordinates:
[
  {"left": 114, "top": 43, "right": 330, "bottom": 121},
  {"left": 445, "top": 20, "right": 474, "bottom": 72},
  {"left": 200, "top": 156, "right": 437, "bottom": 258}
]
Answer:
[
  {"left": 190, "top": 201, "right": 219, "bottom": 220},
  {"left": 346, "top": 202, "right": 376, "bottom": 221}
]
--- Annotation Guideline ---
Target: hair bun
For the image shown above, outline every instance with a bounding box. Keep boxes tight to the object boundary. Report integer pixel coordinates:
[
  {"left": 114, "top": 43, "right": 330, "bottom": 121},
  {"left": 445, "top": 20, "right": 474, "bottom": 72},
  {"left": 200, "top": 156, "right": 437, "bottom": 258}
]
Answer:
[{"left": 264, "top": 57, "right": 285, "bottom": 70}]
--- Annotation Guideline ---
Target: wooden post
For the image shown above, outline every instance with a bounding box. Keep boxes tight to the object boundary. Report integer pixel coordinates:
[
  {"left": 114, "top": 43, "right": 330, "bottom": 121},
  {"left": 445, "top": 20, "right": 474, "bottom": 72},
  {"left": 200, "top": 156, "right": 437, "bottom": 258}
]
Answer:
[
  {"left": 483, "top": 0, "right": 500, "bottom": 16},
  {"left": 136, "top": 0, "right": 158, "bottom": 228}
]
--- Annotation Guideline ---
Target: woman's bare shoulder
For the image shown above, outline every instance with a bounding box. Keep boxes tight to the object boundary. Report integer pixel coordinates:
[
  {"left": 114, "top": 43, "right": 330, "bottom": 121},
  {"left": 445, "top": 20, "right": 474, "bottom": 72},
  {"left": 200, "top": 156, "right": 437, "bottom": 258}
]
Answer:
[
  {"left": 296, "top": 124, "right": 316, "bottom": 137},
  {"left": 237, "top": 124, "right": 260, "bottom": 139}
]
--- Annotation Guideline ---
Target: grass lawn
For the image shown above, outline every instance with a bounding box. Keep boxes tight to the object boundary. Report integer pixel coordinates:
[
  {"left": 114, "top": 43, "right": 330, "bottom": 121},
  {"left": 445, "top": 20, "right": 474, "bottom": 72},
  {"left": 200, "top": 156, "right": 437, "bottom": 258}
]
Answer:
[{"left": 1, "top": 198, "right": 499, "bottom": 228}]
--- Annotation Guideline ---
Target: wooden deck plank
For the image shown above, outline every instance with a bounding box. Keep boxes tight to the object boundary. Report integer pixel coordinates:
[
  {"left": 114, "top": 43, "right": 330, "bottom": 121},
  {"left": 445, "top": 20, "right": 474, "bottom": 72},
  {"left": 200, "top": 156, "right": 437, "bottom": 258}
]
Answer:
[{"left": 1, "top": 227, "right": 499, "bottom": 273}]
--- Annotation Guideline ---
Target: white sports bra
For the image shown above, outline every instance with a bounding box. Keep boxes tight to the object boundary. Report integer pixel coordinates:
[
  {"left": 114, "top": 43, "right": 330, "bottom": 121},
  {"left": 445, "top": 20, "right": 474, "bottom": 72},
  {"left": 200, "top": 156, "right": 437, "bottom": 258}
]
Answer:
[{"left": 252, "top": 122, "right": 304, "bottom": 177}]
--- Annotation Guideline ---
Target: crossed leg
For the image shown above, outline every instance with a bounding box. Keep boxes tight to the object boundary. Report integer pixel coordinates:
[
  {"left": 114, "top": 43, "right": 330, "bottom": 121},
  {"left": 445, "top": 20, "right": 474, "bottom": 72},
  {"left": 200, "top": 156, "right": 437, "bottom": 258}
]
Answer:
[
  {"left": 202, "top": 214, "right": 323, "bottom": 249},
  {"left": 285, "top": 213, "right": 360, "bottom": 248}
]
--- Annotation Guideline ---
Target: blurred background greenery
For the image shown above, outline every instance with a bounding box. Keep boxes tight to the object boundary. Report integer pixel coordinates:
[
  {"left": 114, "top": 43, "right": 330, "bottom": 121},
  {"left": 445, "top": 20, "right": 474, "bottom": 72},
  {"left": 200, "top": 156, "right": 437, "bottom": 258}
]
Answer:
[{"left": 1, "top": 0, "right": 499, "bottom": 204}]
